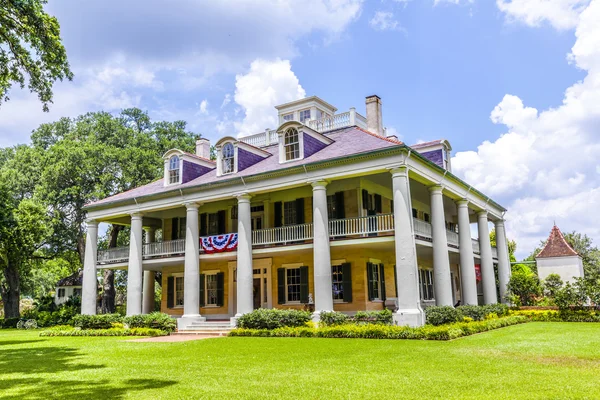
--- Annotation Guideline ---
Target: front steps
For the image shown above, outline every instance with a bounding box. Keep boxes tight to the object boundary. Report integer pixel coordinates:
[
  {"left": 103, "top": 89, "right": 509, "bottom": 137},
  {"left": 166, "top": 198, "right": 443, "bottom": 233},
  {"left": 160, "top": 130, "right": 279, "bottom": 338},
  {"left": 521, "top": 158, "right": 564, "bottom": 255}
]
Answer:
[{"left": 175, "top": 320, "right": 235, "bottom": 336}]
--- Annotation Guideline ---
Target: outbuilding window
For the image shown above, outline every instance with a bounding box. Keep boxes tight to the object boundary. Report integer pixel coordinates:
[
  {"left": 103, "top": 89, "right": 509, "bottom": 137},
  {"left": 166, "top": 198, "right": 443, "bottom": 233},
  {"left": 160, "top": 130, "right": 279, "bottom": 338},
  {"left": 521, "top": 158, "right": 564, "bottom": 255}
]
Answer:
[{"left": 169, "top": 155, "right": 180, "bottom": 184}]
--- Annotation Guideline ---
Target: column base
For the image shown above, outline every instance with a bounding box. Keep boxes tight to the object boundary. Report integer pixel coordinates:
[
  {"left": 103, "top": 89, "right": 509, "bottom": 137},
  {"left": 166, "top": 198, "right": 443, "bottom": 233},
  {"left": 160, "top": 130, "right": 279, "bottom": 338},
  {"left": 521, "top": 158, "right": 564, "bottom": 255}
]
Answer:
[
  {"left": 177, "top": 315, "right": 206, "bottom": 330},
  {"left": 393, "top": 309, "right": 425, "bottom": 327}
]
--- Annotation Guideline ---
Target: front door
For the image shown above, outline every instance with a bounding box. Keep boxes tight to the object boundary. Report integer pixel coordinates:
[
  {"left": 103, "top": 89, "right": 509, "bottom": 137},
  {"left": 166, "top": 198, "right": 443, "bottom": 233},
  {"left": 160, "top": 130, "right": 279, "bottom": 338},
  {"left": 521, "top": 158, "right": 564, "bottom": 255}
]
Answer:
[{"left": 253, "top": 278, "right": 261, "bottom": 309}]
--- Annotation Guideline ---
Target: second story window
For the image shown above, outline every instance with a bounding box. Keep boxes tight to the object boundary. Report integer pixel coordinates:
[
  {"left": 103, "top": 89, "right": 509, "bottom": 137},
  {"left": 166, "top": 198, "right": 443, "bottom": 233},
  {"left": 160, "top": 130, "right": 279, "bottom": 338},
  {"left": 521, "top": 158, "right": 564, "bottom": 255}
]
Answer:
[
  {"left": 222, "top": 143, "right": 235, "bottom": 174},
  {"left": 284, "top": 128, "right": 300, "bottom": 161},
  {"left": 299, "top": 109, "right": 311, "bottom": 123},
  {"left": 169, "top": 155, "right": 180, "bottom": 184},
  {"left": 283, "top": 113, "right": 294, "bottom": 122}
]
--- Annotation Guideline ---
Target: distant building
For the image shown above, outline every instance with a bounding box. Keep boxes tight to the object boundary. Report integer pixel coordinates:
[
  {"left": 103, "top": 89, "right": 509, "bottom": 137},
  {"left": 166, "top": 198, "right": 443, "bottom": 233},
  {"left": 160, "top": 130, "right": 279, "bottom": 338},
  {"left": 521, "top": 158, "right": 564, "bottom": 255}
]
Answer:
[
  {"left": 536, "top": 225, "right": 584, "bottom": 283},
  {"left": 55, "top": 270, "right": 83, "bottom": 306}
]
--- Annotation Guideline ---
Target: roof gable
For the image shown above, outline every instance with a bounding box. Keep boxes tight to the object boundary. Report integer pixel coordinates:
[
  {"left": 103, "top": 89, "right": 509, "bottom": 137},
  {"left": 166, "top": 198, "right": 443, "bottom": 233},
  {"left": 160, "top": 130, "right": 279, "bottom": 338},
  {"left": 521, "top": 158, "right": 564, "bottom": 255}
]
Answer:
[{"left": 536, "top": 225, "right": 579, "bottom": 258}]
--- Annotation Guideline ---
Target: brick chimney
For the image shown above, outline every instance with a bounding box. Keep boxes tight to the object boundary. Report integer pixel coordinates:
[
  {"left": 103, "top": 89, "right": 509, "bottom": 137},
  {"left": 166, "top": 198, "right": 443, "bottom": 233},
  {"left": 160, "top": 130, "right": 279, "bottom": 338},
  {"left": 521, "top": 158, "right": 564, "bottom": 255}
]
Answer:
[
  {"left": 196, "top": 138, "right": 210, "bottom": 159},
  {"left": 365, "top": 95, "right": 384, "bottom": 137}
]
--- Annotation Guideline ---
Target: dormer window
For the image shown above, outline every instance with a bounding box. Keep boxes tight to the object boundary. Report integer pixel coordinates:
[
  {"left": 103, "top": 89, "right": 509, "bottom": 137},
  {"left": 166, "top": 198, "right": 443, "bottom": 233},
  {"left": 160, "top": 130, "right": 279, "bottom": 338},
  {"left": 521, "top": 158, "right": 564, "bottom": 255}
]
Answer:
[
  {"left": 169, "top": 155, "right": 180, "bottom": 184},
  {"left": 222, "top": 143, "right": 235, "bottom": 174},
  {"left": 299, "top": 109, "right": 311, "bottom": 123},
  {"left": 284, "top": 128, "right": 300, "bottom": 161}
]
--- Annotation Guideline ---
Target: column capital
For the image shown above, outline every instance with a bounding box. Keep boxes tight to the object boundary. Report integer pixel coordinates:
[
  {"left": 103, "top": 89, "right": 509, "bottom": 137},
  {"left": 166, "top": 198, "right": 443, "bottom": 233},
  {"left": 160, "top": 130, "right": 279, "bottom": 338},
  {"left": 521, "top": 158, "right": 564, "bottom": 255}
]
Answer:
[
  {"left": 130, "top": 212, "right": 143, "bottom": 220},
  {"left": 184, "top": 201, "right": 201, "bottom": 210},
  {"left": 477, "top": 210, "right": 489, "bottom": 219},
  {"left": 455, "top": 198, "right": 469, "bottom": 207},
  {"left": 85, "top": 219, "right": 99, "bottom": 227},
  {"left": 494, "top": 219, "right": 506, "bottom": 227},
  {"left": 311, "top": 180, "right": 328, "bottom": 190},
  {"left": 428, "top": 184, "right": 444, "bottom": 194},
  {"left": 236, "top": 193, "right": 252, "bottom": 203},
  {"left": 389, "top": 165, "right": 409, "bottom": 177}
]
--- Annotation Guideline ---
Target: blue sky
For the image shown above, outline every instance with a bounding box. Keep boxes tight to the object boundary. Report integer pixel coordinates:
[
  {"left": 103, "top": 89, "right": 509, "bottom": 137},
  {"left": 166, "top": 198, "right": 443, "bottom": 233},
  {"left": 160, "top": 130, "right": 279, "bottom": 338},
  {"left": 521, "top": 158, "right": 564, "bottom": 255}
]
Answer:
[{"left": 0, "top": 0, "right": 598, "bottom": 258}]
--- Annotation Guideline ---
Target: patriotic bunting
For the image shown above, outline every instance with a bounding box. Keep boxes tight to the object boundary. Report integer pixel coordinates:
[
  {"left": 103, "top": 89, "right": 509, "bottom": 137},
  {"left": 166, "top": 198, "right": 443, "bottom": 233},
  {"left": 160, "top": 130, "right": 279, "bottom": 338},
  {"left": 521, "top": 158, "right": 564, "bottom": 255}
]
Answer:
[{"left": 201, "top": 233, "right": 238, "bottom": 254}]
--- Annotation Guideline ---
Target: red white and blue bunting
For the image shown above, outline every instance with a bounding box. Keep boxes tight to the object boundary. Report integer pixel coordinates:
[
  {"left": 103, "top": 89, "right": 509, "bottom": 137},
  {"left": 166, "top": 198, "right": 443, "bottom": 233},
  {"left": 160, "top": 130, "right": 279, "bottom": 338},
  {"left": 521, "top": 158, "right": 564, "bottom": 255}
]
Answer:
[{"left": 200, "top": 233, "right": 238, "bottom": 254}]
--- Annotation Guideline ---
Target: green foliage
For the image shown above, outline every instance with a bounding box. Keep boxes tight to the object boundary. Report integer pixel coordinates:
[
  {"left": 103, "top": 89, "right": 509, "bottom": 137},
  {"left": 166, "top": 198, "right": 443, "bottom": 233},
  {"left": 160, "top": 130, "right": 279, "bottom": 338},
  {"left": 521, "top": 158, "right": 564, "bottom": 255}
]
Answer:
[
  {"left": 236, "top": 308, "right": 312, "bottom": 330},
  {"left": 425, "top": 306, "right": 463, "bottom": 326},
  {"left": 72, "top": 313, "right": 123, "bottom": 330},
  {"left": 0, "top": 0, "right": 73, "bottom": 111},
  {"left": 39, "top": 327, "right": 167, "bottom": 337},
  {"left": 507, "top": 268, "right": 541, "bottom": 306},
  {"left": 457, "top": 305, "right": 486, "bottom": 321},
  {"left": 319, "top": 310, "right": 392, "bottom": 327},
  {"left": 481, "top": 303, "right": 509, "bottom": 317},
  {"left": 21, "top": 295, "right": 81, "bottom": 327},
  {"left": 511, "top": 309, "right": 600, "bottom": 322},
  {"left": 123, "top": 312, "right": 176, "bottom": 333},
  {"left": 319, "top": 311, "right": 349, "bottom": 326},
  {"left": 543, "top": 274, "right": 564, "bottom": 299},
  {"left": 230, "top": 316, "right": 528, "bottom": 341},
  {"left": 0, "top": 317, "right": 20, "bottom": 328}
]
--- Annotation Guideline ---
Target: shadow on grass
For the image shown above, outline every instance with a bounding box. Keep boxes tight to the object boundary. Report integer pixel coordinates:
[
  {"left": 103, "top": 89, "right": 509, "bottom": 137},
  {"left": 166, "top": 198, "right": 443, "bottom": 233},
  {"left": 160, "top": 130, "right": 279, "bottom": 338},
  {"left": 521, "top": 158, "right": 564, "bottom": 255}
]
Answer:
[
  {"left": 0, "top": 346, "right": 103, "bottom": 375},
  {"left": 0, "top": 339, "right": 45, "bottom": 346},
  {"left": 0, "top": 378, "right": 178, "bottom": 400}
]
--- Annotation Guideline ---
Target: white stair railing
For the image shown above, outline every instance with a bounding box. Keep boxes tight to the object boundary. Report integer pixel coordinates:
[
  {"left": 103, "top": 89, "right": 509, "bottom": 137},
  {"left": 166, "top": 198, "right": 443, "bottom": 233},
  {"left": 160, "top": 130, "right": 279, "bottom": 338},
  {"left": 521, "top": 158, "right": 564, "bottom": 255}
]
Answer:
[
  {"left": 253, "top": 223, "right": 313, "bottom": 246},
  {"left": 143, "top": 238, "right": 186, "bottom": 257},
  {"left": 329, "top": 214, "right": 394, "bottom": 237}
]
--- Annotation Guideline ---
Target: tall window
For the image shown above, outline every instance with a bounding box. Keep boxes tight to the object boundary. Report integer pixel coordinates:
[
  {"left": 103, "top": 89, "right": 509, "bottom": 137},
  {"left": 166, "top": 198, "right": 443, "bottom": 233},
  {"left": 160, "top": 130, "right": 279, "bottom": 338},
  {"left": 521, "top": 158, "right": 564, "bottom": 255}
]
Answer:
[
  {"left": 299, "top": 109, "right": 311, "bottom": 123},
  {"left": 175, "top": 276, "right": 184, "bottom": 306},
  {"left": 283, "top": 113, "right": 294, "bottom": 122},
  {"left": 332, "top": 265, "right": 344, "bottom": 301},
  {"left": 419, "top": 269, "right": 434, "bottom": 301},
  {"left": 58, "top": 288, "right": 65, "bottom": 298},
  {"left": 222, "top": 143, "right": 235, "bottom": 174},
  {"left": 169, "top": 155, "right": 180, "bottom": 184},
  {"left": 284, "top": 128, "right": 300, "bottom": 161},
  {"left": 283, "top": 201, "right": 297, "bottom": 225},
  {"left": 286, "top": 268, "right": 301, "bottom": 302},
  {"left": 205, "top": 274, "right": 218, "bottom": 306},
  {"left": 369, "top": 265, "right": 381, "bottom": 300},
  {"left": 208, "top": 213, "right": 219, "bottom": 235}
]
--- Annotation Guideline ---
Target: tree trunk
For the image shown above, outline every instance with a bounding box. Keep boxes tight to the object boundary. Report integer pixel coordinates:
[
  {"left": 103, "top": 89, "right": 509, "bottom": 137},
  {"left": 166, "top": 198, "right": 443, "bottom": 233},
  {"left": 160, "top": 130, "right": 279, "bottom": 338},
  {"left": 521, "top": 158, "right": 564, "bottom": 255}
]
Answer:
[
  {"left": 101, "top": 224, "right": 122, "bottom": 314},
  {"left": 1, "top": 263, "right": 21, "bottom": 319}
]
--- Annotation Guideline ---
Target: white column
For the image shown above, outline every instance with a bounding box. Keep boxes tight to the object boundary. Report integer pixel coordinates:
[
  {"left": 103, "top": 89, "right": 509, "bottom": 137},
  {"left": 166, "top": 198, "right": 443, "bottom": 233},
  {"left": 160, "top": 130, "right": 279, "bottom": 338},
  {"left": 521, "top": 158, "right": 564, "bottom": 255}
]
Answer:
[
  {"left": 495, "top": 219, "right": 511, "bottom": 304},
  {"left": 142, "top": 228, "right": 156, "bottom": 314},
  {"left": 478, "top": 211, "right": 497, "bottom": 304},
  {"left": 391, "top": 167, "right": 424, "bottom": 327},
  {"left": 126, "top": 213, "right": 144, "bottom": 316},
  {"left": 312, "top": 181, "right": 334, "bottom": 319},
  {"left": 429, "top": 185, "right": 454, "bottom": 306},
  {"left": 235, "top": 194, "right": 253, "bottom": 317},
  {"left": 183, "top": 203, "right": 201, "bottom": 318},
  {"left": 456, "top": 200, "right": 478, "bottom": 305},
  {"left": 81, "top": 220, "right": 99, "bottom": 315}
]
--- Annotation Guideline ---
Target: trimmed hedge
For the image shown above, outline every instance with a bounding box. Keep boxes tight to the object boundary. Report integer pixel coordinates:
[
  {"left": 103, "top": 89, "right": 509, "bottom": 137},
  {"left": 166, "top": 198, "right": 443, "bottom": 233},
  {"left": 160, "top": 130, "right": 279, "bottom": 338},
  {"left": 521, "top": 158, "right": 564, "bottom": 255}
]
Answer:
[
  {"left": 425, "top": 306, "right": 463, "bottom": 326},
  {"left": 511, "top": 309, "right": 600, "bottom": 322},
  {"left": 319, "top": 310, "right": 392, "bottom": 327},
  {"left": 236, "top": 309, "right": 312, "bottom": 329},
  {"left": 426, "top": 304, "right": 510, "bottom": 325},
  {"left": 39, "top": 327, "right": 167, "bottom": 337},
  {"left": 123, "top": 312, "right": 176, "bottom": 332},
  {"left": 230, "top": 316, "right": 528, "bottom": 341},
  {"left": 72, "top": 314, "right": 123, "bottom": 329}
]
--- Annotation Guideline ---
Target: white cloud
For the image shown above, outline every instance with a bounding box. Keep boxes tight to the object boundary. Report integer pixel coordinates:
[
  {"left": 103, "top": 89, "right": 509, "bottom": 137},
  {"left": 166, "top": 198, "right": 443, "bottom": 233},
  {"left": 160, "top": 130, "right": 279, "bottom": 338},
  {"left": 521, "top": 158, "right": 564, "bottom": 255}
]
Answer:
[
  {"left": 434, "top": 0, "right": 474, "bottom": 5},
  {"left": 234, "top": 59, "right": 306, "bottom": 137},
  {"left": 385, "top": 126, "right": 404, "bottom": 140},
  {"left": 369, "top": 11, "right": 405, "bottom": 32},
  {"left": 221, "top": 94, "right": 231, "bottom": 109},
  {"left": 199, "top": 99, "right": 209, "bottom": 114},
  {"left": 496, "top": 0, "right": 591, "bottom": 31},
  {"left": 453, "top": 0, "right": 600, "bottom": 258}
]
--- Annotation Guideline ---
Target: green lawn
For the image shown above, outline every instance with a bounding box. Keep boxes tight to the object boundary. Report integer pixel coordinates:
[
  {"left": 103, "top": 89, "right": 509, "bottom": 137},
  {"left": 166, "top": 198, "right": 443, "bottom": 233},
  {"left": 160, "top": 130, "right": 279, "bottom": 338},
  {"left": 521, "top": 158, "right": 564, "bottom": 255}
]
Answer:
[{"left": 1, "top": 323, "right": 600, "bottom": 399}]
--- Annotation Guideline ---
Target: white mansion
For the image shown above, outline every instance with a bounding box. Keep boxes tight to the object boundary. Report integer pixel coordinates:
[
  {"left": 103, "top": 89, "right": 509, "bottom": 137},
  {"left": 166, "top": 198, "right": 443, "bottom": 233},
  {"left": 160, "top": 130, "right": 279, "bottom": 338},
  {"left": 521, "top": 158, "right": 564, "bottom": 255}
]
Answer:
[{"left": 81, "top": 95, "right": 511, "bottom": 329}]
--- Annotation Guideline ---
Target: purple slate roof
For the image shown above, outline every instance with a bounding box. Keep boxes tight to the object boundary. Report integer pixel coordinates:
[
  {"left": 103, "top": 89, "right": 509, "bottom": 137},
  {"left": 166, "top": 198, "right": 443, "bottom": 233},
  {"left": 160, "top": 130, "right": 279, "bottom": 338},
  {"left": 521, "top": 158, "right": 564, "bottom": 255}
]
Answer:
[{"left": 86, "top": 127, "right": 406, "bottom": 208}]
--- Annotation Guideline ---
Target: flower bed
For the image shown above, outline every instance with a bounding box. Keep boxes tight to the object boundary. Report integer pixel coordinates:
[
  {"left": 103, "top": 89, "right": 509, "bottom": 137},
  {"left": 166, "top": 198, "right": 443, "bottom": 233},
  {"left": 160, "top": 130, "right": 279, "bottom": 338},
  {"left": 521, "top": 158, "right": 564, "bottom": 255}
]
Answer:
[
  {"left": 230, "top": 316, "right": 527, "bottom": 341},
  {"left": 39, "top": 327, "right": 167, "bottom": 337}
]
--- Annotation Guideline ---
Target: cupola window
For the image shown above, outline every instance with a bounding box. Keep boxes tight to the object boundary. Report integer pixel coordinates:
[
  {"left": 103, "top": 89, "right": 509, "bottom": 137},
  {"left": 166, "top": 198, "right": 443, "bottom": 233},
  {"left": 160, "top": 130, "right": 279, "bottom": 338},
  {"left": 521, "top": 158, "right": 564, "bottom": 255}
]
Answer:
[
  {"left": 222, "top": 143, "right": 235, "bottom": 174},
  {"left": 169, "top": 155, "right": 180, "bottom": 184},
  {"left": 284, "top": 128, "right": 300, "bottom": 161}
]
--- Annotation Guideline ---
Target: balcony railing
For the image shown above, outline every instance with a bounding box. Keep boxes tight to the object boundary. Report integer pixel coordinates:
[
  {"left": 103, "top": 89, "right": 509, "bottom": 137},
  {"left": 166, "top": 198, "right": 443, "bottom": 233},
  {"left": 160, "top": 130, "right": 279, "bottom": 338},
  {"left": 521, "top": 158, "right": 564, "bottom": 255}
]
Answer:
[
  {"left": 329, "top": 214, "right": 394, "bottom": 237},
  {"left": 97, "top": 216, "right": 499, "bottom": 264}
]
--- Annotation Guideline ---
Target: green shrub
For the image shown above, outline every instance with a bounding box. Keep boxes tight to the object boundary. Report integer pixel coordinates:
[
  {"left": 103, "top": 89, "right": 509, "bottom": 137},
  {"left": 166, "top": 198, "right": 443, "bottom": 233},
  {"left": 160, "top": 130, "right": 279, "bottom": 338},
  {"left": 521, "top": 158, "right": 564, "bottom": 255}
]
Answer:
[
  {"left": 457, "top": 305, "right": 486, "bottom": 321},
  {"left": 123, "top": 312, "right": 176, "bottom": 332},
  {"left": 319, "top": 311, "right": 349, "bottom": 326},
  {"left": 425, "top": 306, "right": 463, "bottom": 326},
  {"left": 39, "top": 327, "right": 167, "bottom": 337},
  {"left": 1, "top": 317, "right": 20, "bottom": 328},
  {"left": 481, "top": 303, "right": 509, "bottom": 317},
  {"left": 72, "top": 314, "right": 123, "bottom": 329},
  {"left": 353, "top": 310, "right": 393, "bottom": 325},
  {"left": 236, "top": 308, "right": 312, "bottom": 329}
]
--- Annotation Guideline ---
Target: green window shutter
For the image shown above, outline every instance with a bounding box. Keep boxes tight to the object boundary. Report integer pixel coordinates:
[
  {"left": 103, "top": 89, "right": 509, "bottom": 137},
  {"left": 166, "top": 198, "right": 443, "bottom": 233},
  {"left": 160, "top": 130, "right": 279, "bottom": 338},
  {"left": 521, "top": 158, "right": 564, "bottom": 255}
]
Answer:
[
  {"left": 167, "top": 276, "right": 174, "bottom": 308},
  {"left": 277, "top": 268, "right": 286, "bottom": 304},
  {"left": 374, "top": 194, "right": 382, "bottom": 214},
  {"left": 171, "top": 219, "right": 179, "bottom": 240},
  {"left": 300, "top": 266, "right": 309, "bottom": 304},
  {"left": 362, "top": 189, "right": 369, "bottom": 209},
  {"left": 367, "top": 262, "right": 374, "bottom": 301},
  {"left": 335, "top": 191, "right": 345, "bottom": 219},
  {"left": 180, "top": 217, "right": 187, "bottom": 239},
  {"left": 379, "top": 264, "right": 386, "bottom": 301},
  {"left": 274, "top": 202, "right": 283, "bottom": 228},
  {"left": 200, "top": 213, "right": 208, "bottom": 237},
  {"left": 199, "top": 274, "right": 205, "bottom": 307},
  {"left": 393, "top": 264, "right": 398, "bottom": 298},
  {"left": 412, "top": 208, "right": 418, "bottom": 218},
  {"left": 217, "top": 210, "right": 227, "bottom": 234},
  {"left": 216, "top": 272, "right": 225, "bottom": 307},
  {"left": 296, "top": 198, "right": 305, "bottom": 224},
  {"left": 342, "top": 263, "right": 352, "bottom": 303}
]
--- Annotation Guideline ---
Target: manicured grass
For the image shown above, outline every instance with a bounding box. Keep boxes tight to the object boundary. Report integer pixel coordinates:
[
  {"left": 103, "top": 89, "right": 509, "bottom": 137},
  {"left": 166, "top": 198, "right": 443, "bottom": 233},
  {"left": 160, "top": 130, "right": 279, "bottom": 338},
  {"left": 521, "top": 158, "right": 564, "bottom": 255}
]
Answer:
[{"left": 1, "top": 323, "right": 600, "bottom": 399}]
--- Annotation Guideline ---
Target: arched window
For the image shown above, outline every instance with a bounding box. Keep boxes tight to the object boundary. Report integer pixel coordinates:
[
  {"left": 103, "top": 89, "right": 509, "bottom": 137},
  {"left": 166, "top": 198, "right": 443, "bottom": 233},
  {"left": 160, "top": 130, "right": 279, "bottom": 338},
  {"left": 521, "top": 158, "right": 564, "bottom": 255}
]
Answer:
[
  {"left": 284, "top": 128, "right": 300, "bottom": 161},
  {"left": 169, "top": 155, "right": 180, "bottom": 184},
  {"left": 222, "top": 143, "right": 235, "bottom": 174}
]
